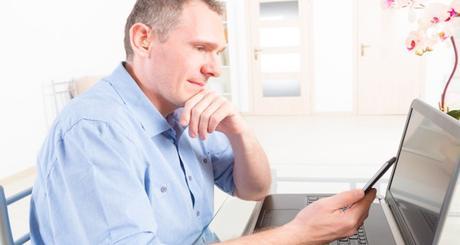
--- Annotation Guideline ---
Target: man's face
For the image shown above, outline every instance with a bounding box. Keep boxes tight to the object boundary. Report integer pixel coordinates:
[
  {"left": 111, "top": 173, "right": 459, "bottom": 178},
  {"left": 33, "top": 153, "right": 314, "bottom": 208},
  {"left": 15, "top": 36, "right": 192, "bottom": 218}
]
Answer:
[{"left": 142, "top": 1, "right": 226, "bottom": 113}]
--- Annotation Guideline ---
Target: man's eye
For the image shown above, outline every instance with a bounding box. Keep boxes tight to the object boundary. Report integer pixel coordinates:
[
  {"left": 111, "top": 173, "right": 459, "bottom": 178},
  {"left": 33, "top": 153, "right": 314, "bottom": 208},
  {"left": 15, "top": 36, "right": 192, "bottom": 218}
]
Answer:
[{"left": 196, "top": 46, "right": 206, "bottom": 52}]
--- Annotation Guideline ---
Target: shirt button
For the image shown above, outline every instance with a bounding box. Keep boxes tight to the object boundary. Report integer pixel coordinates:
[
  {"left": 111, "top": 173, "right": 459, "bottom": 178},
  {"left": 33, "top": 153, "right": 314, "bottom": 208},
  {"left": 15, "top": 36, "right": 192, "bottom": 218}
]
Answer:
[
  {"left": 203, "top": 158, "right": 208, "bottom": 164},
  {"left": 188, "top": 175, "right": 192, "bottom": 182},
  {"left": 196, "top": 211, "right": 200, "bottom": 217},
  {"left": 160, "top": 186, "right": 167, "bottom": 193}
]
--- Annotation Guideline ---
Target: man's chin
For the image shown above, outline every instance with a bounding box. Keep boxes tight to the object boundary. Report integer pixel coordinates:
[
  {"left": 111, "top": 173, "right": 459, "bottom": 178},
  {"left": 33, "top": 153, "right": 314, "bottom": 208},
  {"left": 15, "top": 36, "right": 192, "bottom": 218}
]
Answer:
[
  {"left": 184, "top": 88, "right": 205, "bottom": 101},
  {"left": 176, "top": 94, "right": 194, "bottom": 108}
]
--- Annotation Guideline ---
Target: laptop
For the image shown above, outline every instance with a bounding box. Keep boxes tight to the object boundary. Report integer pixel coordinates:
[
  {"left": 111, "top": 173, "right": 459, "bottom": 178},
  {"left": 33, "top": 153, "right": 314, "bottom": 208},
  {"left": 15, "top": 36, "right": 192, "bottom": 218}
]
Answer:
[{"left": 247, "top": 99, "right": 460, "bottom": 245}]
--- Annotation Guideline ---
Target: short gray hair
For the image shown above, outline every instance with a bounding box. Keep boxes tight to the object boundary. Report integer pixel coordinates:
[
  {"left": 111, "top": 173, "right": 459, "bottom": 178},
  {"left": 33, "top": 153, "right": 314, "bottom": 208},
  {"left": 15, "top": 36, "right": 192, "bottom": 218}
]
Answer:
[{"left": 124, "top": 0, "right": 224, "bottom": 59}]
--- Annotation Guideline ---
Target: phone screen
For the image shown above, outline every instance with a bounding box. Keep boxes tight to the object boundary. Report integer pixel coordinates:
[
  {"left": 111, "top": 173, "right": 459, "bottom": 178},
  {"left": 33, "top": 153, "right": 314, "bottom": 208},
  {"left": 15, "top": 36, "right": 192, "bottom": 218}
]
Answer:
[{"left": 362, "top": 157, "right": 397, "bottom": 193}]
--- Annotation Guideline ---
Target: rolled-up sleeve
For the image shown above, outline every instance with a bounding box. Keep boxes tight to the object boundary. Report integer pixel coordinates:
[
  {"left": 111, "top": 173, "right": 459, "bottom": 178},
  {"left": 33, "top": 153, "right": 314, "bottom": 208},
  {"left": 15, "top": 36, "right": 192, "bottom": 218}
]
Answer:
[
  {"left": 41, "top": 120, "right": 165, "bottom": 244},
  {"left": 207, "top": 133, "right": 235, "bottom": 195}
]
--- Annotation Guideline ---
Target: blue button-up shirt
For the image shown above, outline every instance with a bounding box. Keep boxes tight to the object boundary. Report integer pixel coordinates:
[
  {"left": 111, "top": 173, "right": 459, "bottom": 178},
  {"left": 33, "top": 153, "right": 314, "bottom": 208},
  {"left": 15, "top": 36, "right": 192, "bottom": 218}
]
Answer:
[{"left": 30, "top": 63, "right": 235, "bottom": 244}]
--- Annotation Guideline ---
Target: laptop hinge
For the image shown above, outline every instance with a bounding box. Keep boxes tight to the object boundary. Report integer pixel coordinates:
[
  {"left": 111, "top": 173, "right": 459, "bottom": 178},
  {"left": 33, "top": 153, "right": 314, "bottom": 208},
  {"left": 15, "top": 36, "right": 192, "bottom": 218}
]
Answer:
[{"left": 379, "top": 197, "right": 405, "bottom": 245}]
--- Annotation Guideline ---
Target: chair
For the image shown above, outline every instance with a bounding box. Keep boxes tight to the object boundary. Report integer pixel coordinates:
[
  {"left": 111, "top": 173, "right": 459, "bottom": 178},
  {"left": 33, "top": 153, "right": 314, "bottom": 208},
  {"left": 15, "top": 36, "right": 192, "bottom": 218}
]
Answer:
[
  {"left": 0, "top": 185, "right": 32, "bottom": 245},
  {"left": 68, "top": 75, "right": 102, "bottom": 98}
]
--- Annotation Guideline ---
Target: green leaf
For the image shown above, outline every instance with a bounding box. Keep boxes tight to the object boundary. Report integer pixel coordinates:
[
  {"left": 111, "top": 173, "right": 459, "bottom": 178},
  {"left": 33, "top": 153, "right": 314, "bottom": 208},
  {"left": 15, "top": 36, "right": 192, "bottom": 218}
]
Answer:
[{"left": 447, "top": 110, "right": 460, "bottom": 120}]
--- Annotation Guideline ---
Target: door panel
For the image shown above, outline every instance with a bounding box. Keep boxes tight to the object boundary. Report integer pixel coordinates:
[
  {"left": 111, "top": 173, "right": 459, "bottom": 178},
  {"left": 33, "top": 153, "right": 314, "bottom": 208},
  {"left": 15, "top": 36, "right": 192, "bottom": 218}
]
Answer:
[
  {"left": 249, "top": 0, "right": 422, "bottom": 115},
  {"left": 251, "top": 0, "right": 310, "bottom": 114},
  {"left": 357, "top": 0, "right": 424, "bottom": 114}
]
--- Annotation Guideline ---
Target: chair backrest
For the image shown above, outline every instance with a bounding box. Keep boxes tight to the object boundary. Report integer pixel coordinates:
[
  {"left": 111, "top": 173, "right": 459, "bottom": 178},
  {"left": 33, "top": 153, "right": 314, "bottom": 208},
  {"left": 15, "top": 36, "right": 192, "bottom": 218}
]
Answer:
[
  {"left": 0, "top": 186, "right": 32, "bottom": 245},
  {"left": 68, "top": 75, "right": 102, "bottom": 98}
]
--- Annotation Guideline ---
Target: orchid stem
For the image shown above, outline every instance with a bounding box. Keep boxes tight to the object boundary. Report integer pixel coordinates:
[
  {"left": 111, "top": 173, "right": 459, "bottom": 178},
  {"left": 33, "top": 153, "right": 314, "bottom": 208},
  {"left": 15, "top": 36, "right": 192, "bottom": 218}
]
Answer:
[{"left": 441, "top": 36, "right": 458, "bottom": 112}]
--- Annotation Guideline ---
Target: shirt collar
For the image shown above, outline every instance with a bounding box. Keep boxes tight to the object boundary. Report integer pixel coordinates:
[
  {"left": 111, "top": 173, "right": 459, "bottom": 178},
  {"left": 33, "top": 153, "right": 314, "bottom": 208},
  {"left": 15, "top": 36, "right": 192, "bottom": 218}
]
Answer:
[
  {"left": 166, "top": 108, "right": 187, "bottom": 139},
  {"left": 104, "top": 62, "right": 171, "bottom": 137}
]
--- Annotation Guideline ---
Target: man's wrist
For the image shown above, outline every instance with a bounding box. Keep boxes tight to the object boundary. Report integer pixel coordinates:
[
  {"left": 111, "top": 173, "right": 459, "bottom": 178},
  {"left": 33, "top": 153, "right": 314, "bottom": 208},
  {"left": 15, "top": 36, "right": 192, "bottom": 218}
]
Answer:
[
  {"left": 281, "top": 221, "right": 318, "bottom": 245},
  {"left": 224, "top": 115, "right": 251, "bottom": 140}
]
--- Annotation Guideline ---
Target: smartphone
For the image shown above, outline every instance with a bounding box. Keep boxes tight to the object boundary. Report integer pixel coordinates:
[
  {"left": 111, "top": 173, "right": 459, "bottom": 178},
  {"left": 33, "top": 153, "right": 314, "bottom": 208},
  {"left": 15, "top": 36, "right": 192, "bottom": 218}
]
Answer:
[{"left": 362, "top": 157, "right": 397, "bottom": 193}]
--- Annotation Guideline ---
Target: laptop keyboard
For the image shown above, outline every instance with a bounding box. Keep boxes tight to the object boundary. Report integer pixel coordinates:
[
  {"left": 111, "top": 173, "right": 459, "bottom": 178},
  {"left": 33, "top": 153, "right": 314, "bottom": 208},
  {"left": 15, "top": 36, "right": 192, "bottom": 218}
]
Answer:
[{"left": 305, "top": 196, "right": 369, "bottom": 245}]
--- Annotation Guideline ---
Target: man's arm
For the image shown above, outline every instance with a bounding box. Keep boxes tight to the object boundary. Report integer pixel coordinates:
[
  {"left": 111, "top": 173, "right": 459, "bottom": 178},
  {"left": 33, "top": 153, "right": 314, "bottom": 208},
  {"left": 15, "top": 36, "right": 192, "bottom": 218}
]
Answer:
[
  {"left": 179, "top": 90, "right": 377, "bottom": 244},
  {"left": 225, "top": 125, "right": 271, "bottom": 200},
  {"left": 221, "top": 189, "right": 377, "bottom": 245},
  {"left": 180, "top": 90, "right": 271, "bottom": 200}
]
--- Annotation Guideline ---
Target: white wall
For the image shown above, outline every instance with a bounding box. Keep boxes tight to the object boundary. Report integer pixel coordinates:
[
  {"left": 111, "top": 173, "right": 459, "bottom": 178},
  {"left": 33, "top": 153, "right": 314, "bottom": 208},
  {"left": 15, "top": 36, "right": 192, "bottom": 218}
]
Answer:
[{"left": 0, "top": 0, "right": 135, "bottom": 178}]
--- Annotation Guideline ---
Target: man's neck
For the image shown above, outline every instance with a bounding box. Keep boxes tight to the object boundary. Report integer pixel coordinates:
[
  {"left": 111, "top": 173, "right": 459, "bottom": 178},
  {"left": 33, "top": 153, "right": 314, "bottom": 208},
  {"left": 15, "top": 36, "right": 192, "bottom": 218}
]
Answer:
[{"left": 123, "top": 61, "right": 176, "bottom": 117}]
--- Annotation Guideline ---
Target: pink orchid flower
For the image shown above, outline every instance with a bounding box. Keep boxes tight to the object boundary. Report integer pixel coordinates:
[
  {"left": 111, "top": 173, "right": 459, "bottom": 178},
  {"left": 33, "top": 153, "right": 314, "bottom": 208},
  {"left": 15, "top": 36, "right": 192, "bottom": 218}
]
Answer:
[{"left": 406, "top": 2, "right": 459, "bottom": 56}]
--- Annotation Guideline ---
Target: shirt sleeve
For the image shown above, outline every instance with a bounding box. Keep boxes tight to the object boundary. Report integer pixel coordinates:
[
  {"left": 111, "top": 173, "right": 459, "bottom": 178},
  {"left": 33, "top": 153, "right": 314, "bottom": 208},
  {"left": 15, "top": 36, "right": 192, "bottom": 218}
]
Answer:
[
  {"left": 42, "top": 119, "right": 166, "bottom": 244},
  {"left": 206, "top": 132, "right": 235, "bottom": 195}
]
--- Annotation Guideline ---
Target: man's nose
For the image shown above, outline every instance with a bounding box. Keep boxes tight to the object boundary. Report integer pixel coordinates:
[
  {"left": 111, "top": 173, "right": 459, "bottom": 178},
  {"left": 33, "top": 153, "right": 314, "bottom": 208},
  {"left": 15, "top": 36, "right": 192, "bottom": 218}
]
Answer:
[{"left": 201, "top": 54, "right": 222, "bottom": 78}]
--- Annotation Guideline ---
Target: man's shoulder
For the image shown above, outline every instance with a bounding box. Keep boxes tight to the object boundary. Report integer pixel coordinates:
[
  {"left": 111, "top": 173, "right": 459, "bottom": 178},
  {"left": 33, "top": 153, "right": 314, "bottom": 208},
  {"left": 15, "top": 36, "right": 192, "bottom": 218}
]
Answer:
[
  {"left": 55, "top": 80, "right": 130, "bottom": 133},
  {"left": 36, "top": 79, "right": 140, "bottom": 183}
]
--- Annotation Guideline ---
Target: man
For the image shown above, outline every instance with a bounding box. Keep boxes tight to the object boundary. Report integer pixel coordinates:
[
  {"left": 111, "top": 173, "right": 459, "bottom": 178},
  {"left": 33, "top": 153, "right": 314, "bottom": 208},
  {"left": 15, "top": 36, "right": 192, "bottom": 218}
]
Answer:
[{"left": 30, "top": 0, "right": 376, "bottom": 244}]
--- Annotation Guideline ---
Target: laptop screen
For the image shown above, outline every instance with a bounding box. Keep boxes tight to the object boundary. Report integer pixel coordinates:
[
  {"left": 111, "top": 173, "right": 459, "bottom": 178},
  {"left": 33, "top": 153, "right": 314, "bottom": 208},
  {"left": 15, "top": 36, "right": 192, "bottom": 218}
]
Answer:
[{"left": 388, "top": 105, "right": 460, "bottom": 245}]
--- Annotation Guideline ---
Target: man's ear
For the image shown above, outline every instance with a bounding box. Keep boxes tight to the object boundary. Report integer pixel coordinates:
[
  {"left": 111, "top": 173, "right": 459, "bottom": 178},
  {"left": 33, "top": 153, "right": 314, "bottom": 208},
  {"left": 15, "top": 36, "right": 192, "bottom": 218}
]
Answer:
[{"left": 129, "top": 23, "right": 154, "bottom": 58}]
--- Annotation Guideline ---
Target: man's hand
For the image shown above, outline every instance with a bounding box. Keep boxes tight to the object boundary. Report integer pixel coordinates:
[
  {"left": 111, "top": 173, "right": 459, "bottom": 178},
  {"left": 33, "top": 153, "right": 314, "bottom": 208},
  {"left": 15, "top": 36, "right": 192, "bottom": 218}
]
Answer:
[
  {"left": 180, "top": 90, "right": 271, "bottom": 200},
  {"left": 180, "top": 90, "right": 247, "bottom": 140},
  {"left": 284, "top": 189, "right": 377, "bottom": 244},
  {"left": 220, "top": 189, "right": 376, "bottom": 244}
]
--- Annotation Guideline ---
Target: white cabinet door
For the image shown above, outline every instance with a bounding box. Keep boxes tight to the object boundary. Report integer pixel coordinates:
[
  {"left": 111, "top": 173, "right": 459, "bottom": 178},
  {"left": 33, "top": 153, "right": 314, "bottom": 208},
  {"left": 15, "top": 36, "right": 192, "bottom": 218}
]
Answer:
[{"left": 357, "top": 0, "right": 424, "bottom": 114}]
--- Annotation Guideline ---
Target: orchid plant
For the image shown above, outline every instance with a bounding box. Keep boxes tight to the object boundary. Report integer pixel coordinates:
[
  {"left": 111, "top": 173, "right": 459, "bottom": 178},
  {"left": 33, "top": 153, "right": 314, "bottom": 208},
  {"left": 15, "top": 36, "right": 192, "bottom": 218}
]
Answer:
[
  {"left": 401, "top": 0, "right": 460, "bottom": 119},
  {"left": 385, "top": 0, "right": 426, "bottom": 10},
  {"left": 405, "top": 1, "right": 460, "bottom": 55}
]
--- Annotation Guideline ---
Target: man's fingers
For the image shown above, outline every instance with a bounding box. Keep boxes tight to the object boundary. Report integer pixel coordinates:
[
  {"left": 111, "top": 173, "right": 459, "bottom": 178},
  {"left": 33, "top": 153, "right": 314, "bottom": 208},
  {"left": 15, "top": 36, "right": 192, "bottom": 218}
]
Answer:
[
  {"left": 349, "top": 188, "right": 376, "bottom": 213},
  {"left": 321, "top": 189, "right": 365, "bottom": 211},
  {"left": 346, "top": 189, "right": 376, "bottom": 226},
  {"left": 334, "top": 189, "right": 376, "bottom": 237},
  {"left": 180, "top": 90, "right": 207, "bottom": 126},
  {"left": 180, "top": 90, "right": 237, "bottom": 140},
  {"left": 209, "top": 103, "right": 232, "bottom": 132},
  {"left": 200, "top": 99, "right": 225, "bottom": 135},
  {"left": 197, "top": 97, "right": 223, "bottom": 139},
  {"left": 188, "top": 92, "right": 218, "bottom": 138}
]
